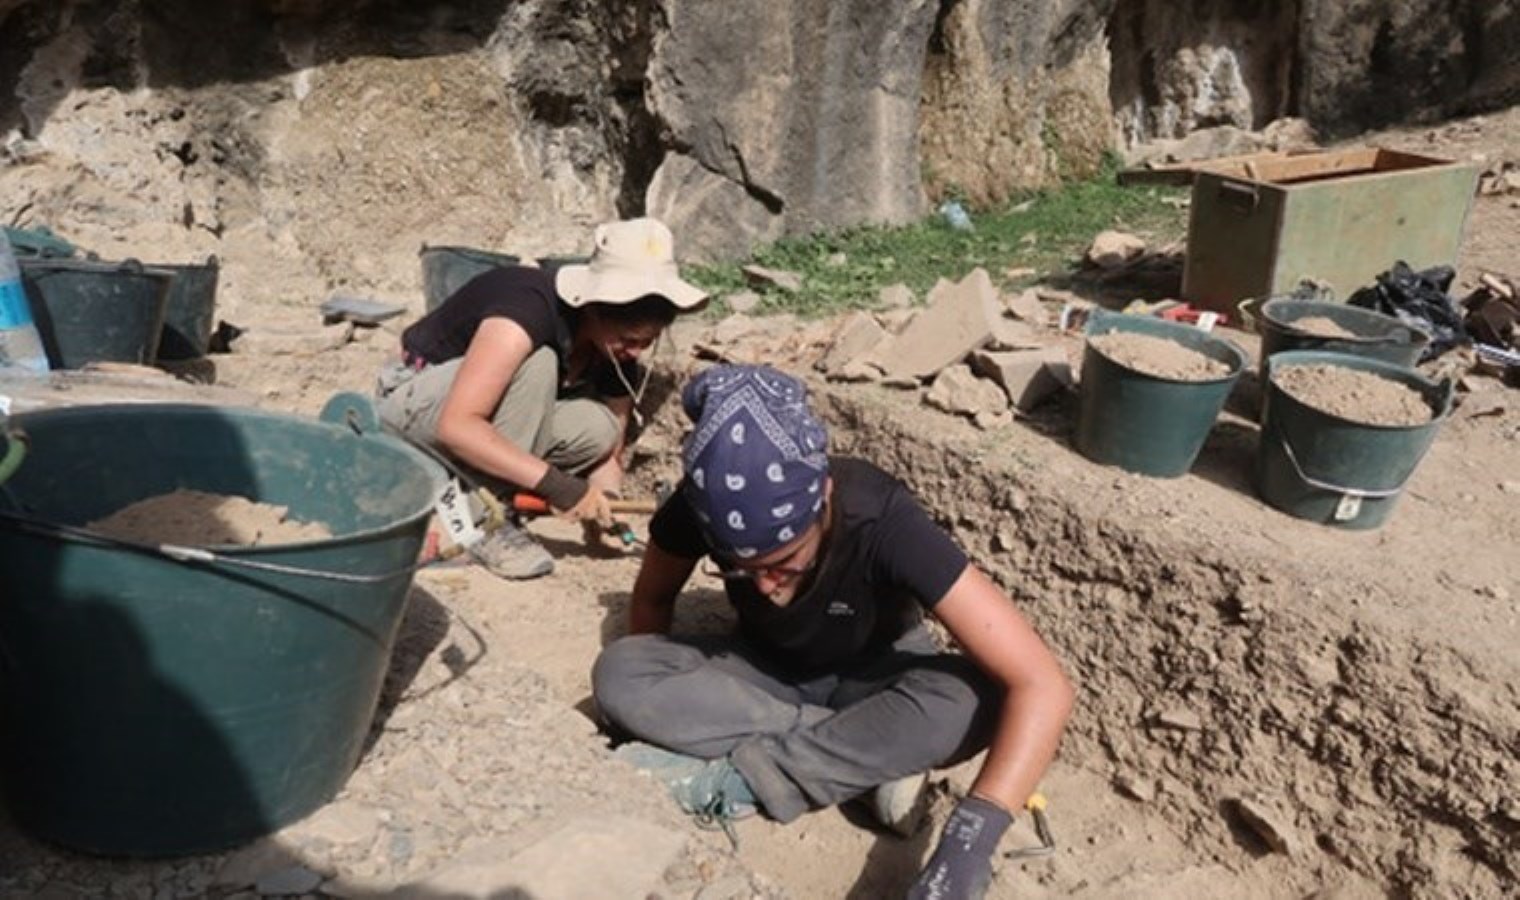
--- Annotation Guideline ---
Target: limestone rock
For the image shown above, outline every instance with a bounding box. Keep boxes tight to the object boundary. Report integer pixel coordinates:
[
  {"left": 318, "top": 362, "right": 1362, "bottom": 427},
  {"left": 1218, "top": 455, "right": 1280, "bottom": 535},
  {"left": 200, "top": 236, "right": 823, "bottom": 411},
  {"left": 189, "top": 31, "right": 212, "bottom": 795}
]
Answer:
[
  {"left": 879, "top": 283, "right": 916, "bottom": 309},
  {"left": 1230, "top": 796, "right": 1301, "bottom": 856},
  {"left": 1086, "top": 231, "right": 1146, "bottom": 269},
  {"left": 1003, "top": 288, "right": 1044, "bottom": 323},
  {"left": 818, "top": 311, "right": 890, "bottom": 374},
  {"left": 970, "top": 348, "right": 1067, "bottom": 411},
  {"left": 876, "top": 268, "right": 1001, "bottom": 380},
  {"left": 741, "top": 264, "right": 804, "bottom": 293},
  {"left": 925, "top": 364, "right": 1008, "bottom": 418},
  {"left": 725, "top": 290, "right": 763, "bottom": 314}
]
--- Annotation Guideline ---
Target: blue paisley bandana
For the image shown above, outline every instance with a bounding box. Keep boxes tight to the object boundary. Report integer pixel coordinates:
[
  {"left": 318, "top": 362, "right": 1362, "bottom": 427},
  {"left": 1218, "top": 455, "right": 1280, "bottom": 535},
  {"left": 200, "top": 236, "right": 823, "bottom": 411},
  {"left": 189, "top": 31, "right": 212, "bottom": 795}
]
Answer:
[{"left": 680, "top": 365, "right": 830, "bottom": 558}]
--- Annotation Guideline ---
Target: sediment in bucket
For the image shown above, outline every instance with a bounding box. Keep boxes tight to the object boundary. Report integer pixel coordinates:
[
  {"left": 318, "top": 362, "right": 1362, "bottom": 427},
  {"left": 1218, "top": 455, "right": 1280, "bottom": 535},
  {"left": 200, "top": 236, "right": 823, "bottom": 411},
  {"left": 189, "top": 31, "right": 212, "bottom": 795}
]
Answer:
[
  {"left": 17, "top": 258, "right": 172, "bottom": 368},
  {"left": 1255, "top": 350, "right": 1452, "bottom": 530},
  {"left": 0, "top": 403, "right": 445, "bottom": 856},
  {"left": 1249, "top": 296, "right": 1429, "bottom": 374},
  {"left": 419, "top": 244, "right": 520, "bottom": 312},
  {"left": 152, "top": 256, "right": 220, "bottom": 361},
  {"left": 1075, "top": 310, "right": 1248, "bottom": 478}
]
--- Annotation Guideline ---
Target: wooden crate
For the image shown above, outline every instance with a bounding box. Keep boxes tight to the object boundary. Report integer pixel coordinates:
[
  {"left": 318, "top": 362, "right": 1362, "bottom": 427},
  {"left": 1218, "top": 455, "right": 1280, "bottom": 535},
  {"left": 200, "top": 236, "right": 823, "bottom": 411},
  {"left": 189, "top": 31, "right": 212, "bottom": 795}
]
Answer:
[{"left": 1181, "top": 148, "right": 1479, "bottom": 314}]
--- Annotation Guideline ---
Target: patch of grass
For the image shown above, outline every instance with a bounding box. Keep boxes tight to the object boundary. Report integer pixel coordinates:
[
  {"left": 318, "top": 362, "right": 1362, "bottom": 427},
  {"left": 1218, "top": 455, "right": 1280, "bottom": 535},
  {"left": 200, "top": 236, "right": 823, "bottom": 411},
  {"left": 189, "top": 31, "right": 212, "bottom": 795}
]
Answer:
[{"left": 686, "top": 157, "right": 1187, "bottom": 317}]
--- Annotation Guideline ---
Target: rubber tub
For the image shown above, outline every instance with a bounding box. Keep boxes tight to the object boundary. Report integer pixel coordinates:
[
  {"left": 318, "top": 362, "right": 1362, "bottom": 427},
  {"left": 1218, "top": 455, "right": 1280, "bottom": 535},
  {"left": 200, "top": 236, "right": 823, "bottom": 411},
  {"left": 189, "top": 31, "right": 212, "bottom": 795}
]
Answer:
[
  {"left": 419, "top": 244, "right": 519, "bottom": 313},
  {"left": 1076, "top": 310, "right": 1248, "bottom": 478},
  {"left": 0, "top": 400, "right": 445, "bottom": 856},
  {"left": 1246, "top": 296, "right": 1429, "bottom": 376},
  {"left": 1255, "top": 350, "right": 1452, "bottom": 530},
  {"left": 152, "top": 256, "right": 220, "bottom": 361},
  {"left": 18, "top": 257, "right": 172, "bottom": 368}
]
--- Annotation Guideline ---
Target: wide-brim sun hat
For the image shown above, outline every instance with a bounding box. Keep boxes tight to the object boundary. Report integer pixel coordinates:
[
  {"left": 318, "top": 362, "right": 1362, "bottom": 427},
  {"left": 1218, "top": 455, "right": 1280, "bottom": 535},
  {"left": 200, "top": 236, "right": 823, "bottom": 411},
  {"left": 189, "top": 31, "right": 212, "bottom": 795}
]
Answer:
[{"left": 555, "top": 217, "right": 708, "bottom": 310}]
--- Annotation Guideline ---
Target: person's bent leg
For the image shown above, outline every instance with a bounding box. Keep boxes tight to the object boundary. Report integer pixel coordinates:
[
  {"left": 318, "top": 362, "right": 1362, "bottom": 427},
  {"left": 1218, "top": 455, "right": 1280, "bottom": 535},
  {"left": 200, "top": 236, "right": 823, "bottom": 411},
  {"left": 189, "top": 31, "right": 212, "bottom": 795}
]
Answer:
[
  {"left": 376, "top": 358, "right": 464, "bottom": 448},
  {"left": 593, "top": 633, "right": 830, "bottom": 760},
  {"left": 729, "top": 634, "right": 1000, "bottom": 823},
  {"left": 539, "top": 397, "right": 621, "bottom": 475},
  {"left": 488, "top": 346, "right": 560, "bottom": 454}
]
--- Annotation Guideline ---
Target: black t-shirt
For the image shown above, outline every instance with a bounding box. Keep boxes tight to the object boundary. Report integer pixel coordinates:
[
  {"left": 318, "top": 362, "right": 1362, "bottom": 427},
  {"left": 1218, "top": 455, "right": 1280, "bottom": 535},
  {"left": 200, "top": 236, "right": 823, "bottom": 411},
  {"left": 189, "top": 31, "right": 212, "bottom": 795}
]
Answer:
[
  {"left": 650, "top": 457, "right": 969, "bottom": 673},
  {"left": 401, "top": 266, "right": 638, "bottom": 398}
]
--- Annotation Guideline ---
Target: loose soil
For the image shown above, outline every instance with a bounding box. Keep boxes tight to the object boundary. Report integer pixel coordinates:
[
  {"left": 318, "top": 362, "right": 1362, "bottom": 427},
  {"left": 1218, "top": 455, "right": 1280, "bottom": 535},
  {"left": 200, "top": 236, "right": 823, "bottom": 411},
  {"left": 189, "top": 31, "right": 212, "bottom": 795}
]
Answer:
[
  {"left": 1088, "top": 331, "right": 1231, "bottom": 381},
  {"left": 86, "top": 489, "right": 334, "bottom": 546},
  {"left": 1273, "top": 364, "right": 1436, "bottom": 426},
  {"left": 1286, "top": 315, "right": 1358, "bottom": 338}
]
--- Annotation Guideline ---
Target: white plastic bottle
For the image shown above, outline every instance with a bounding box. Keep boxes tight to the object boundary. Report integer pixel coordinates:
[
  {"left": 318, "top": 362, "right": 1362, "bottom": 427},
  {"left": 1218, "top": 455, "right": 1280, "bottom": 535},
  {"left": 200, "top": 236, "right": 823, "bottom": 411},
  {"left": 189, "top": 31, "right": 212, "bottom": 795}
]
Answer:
[{"left": 0, "top": 235, "right": 50, "bottom": 373}]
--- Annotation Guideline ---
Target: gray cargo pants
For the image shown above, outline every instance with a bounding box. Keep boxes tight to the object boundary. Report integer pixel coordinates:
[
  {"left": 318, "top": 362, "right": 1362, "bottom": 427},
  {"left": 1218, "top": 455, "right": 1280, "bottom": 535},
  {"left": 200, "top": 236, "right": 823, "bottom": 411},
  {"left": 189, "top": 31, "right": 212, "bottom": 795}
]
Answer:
[
  {"left": 375, "top": 346, "right": 620, "bottom": 487},
  {"left": 592, "top": 625, "right": 1001, "bottom": 823}
]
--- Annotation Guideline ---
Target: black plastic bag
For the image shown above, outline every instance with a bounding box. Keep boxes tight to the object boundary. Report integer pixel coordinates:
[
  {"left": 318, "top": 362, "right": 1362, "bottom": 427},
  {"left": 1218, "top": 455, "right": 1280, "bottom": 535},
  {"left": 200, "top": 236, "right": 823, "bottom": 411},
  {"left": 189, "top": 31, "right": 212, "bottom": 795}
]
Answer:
[{"left": 1347, "top": 261, "right": 1468, "bottom": 362}]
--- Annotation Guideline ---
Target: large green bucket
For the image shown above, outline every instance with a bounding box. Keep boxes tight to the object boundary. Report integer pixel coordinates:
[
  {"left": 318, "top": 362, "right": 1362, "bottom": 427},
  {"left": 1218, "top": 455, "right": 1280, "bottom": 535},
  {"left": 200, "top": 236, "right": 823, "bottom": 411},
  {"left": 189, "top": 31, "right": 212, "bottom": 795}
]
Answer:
[
  {"left": 18, "top": 258, "right": 173, "bottom": 368},
  {"left": 419, "top": 244, "right": 519, "bottom": 313},
  {"left": 1255, "top": 351, "right": 1452, "bottom": 530},
  {"left": 1076, "top": 311, "right": 1248, "bottom": 478},
  {"left": 0, "top": 401, "right": 444, "bottom": 856},
  {"left": 1248, "top": 296, "right": 1429, "bottom": 374},
  {"left": 152, "top": 256, "right": 220, "bottom": 361}
]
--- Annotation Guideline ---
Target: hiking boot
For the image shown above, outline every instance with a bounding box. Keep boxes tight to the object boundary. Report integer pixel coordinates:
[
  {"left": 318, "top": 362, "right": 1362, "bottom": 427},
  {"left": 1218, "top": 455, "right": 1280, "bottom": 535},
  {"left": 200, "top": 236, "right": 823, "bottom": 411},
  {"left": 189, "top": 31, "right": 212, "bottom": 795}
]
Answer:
[
  {"left": 469, "top": 520, "right": 554, "bottom": 580},
  {"left": 869, "top": 771, "right": 930, "bottom": 837},
  {"left": 613, "top": 741, "right": 759, "bottom": 824}
]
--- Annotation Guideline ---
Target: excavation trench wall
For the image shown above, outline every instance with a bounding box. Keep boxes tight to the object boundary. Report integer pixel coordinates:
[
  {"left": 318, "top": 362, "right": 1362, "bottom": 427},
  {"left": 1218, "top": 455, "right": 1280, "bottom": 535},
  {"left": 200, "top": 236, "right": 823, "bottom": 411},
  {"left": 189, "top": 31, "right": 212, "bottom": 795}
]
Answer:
[{"left": 811, "top": 385, "right": 1514, "bottom": 898}]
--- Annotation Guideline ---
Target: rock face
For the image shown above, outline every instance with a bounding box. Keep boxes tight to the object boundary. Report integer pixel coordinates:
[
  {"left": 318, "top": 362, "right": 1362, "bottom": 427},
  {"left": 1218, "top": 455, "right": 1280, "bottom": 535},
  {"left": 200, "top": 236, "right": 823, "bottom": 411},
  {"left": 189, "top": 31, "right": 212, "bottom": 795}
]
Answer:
[{"left": 1109, "top": 0, "right": 1518, "bottom": 144}]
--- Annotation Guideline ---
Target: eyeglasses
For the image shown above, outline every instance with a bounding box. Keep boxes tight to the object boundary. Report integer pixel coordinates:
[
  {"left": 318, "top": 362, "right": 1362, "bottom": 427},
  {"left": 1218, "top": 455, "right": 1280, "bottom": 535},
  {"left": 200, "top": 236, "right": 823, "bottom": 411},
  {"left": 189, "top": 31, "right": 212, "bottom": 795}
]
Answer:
[{"left": 699, "top": 523, "right": 823, "bottom": 586}]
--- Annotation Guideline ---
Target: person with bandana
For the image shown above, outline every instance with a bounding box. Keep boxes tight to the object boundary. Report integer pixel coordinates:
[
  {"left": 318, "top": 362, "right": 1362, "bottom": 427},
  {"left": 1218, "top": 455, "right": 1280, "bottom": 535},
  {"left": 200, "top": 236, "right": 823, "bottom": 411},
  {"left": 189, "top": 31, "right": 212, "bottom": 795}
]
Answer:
[
  {"left": 593, "top": 364, "right": 1074, "bottom": 900},
  {"left": 376, "top": 218, "right": 707, "bottom": 580}
]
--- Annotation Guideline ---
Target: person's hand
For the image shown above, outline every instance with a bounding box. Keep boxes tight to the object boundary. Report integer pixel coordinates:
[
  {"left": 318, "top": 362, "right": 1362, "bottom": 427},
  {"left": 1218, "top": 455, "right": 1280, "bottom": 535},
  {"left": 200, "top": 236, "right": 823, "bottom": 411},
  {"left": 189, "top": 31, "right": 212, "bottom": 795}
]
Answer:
[
  {"left": 559, "top": 484, "right": 614, "bottom": 528},
  {"left": 906, "top": 796, "right": 1012, "bottom": 900}
]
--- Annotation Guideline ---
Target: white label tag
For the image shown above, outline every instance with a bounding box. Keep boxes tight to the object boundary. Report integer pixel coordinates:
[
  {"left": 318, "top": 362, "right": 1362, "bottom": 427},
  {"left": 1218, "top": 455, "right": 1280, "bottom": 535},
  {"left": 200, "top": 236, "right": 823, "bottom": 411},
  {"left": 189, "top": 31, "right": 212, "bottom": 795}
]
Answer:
[
  {"left": 0, "top": 394, "right": 11, "bottom": 416},
  {"left": 1333, "top": 493, "right": 1363, "bottom": 522},
  {"left": 1194, "top": 312, "right": 1219, "bottom": 333},
  {"left": 434, "top": 480, "right": 484, "bottom": 549}
]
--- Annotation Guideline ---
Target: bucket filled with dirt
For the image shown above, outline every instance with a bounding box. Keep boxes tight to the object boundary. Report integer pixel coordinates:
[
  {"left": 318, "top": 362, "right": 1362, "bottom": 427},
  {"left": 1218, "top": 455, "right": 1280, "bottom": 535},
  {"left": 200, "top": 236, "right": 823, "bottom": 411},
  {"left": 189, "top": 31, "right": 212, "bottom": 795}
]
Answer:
[
  {"left": 0, "top": 401, "right": 445, "bottom": 856},
  {"left": 1256, "top": 351, "right": 1452, "bottom": 529},
  {"left": 419, "top": 243, "right": 520, "bottom": 312},
  {"left": 1076, "top": 310, "right": 1248, "bottom": 477},
  {"left": 1251, "top": 296, "right": 1429, "bottom": 374}
]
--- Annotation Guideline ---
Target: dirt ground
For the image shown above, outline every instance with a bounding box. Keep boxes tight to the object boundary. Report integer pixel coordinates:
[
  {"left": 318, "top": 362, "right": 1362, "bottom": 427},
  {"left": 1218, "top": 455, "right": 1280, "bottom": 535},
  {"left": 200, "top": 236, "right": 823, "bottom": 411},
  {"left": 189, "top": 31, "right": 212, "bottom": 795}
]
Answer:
[{"left": 1, "top": 109, "right": 1517, "bottom": 899}]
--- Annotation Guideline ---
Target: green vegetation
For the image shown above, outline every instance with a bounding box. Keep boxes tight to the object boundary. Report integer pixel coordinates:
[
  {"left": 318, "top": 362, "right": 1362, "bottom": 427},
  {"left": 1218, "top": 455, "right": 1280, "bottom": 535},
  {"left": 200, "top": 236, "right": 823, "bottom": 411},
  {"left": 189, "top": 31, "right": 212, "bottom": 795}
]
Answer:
[{"left": 686, "top": 157, "right": 1187, "bottom": 317}]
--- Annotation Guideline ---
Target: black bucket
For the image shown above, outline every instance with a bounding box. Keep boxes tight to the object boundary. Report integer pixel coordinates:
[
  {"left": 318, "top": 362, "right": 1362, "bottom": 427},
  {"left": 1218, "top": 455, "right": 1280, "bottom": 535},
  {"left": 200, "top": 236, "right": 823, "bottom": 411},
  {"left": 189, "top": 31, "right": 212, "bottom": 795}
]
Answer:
[
  {"left": 18, "top": 258, "right": 172, "bottom": 369},
  {"left": 419, "top": 245, "right": 519, "bottom": 313},
  {"left": 152, "top": 256, "right": 220, "bottom": 361}
]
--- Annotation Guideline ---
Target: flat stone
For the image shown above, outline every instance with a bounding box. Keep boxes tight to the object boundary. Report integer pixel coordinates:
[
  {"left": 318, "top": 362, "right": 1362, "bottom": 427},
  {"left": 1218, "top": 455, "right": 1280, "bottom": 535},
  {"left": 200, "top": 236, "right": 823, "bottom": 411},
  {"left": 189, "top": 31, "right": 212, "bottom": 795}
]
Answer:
[
  {"left": 878, "top": 308, "right": 917, "bottom": 334},
  {"left": 213, "top": 839, "right": 305, "bottom": 888},
  {"left": 925, "top": 364, "right": 1008, "bottom": 418},
  {"left": 709, "top": 313, "right": 759, "bottom": 345},
  {"left": 398, "top": 816, "right": 684, "bottom": 899},
  {"left": 1231, "top": 796, "right": 1301, "bottom": 856},
  {"left": 876, "top": 268, "right": 1001, "bottom": 380},
  {"left": 1153, "top": 707, "right": 1204, "bottom": 731},
  {"left": 970, "top": 348, "right": 1066, "bottom": 412},
  {"left": 878, "top": 282, "right": 915, "bottom": 309},
  {"left": 741, "top": 264, "right": 803, "bottom": 293},
  {"left": 1086, "top": 230, "right": 1146, "bottom": 269},
  {"left": 1114, "top": 772, "right": 1156, "bottom": 802},
  {"left": 1003, "top": 288, "right": 1044, "bottom": 323},
  {"left": 818, "top": 311, "right": 890, "bottom": 373},
  {"left": 828, "top": 359, "right": 884, "bottom": 383},
  {"left": 988, "top": 318, "right": 1045, "bottom": 351},
  {"left": 725, "top": 290, "right": 762, "bottom": 314},
  {"left": 1499, "top": 480, "right": 1520, "bottom": 495},
  {"left": 229, "top": 324, "right": 351, "bottom": 355}
]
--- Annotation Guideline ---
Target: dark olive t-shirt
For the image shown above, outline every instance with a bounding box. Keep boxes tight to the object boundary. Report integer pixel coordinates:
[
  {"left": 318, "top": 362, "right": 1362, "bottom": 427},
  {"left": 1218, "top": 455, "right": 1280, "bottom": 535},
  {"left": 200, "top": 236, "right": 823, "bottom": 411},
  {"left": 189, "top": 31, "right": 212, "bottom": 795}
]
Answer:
[
  {"left": 401, "top": 266, "right": 637, "bottom": 398},
  {"left": 650, "top": 457, "right": 969, "bottom": 673}
]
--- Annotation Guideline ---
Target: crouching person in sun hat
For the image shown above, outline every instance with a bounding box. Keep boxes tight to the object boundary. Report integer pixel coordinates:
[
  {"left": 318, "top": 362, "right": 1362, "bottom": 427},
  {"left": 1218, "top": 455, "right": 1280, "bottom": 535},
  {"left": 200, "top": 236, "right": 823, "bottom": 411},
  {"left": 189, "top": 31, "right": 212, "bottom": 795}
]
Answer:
[
  {"left": 592, "top": 364, "right": 1075, "bottom": 900},
  {"left": 376, "top": 218, "right": 707, "bottom": 580}
]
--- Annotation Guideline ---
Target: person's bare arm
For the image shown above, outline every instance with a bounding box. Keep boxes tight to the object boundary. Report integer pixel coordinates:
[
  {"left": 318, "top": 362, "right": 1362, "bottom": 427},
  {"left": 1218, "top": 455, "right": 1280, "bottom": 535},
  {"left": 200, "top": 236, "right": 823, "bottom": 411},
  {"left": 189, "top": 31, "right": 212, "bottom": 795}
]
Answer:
[
  {"left": 434, "top": 317, "right": 551, "bottom": 489},
  {"left": 931, "top": 565, "right": 1075, "bottom": 811},
  {"left": 586, "top": 394, "right": 633, "bottom": 496},
  {"left": 627, "top": 541, "right": 698, "bottom": 635}
]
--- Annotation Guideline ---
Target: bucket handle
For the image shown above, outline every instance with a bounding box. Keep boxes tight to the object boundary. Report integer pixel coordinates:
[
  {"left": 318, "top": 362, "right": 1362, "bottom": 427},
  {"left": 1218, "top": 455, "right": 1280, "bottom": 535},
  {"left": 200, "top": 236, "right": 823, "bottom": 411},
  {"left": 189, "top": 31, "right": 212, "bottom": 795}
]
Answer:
[
  {"left": 0, "top": 508, "right": 431, "bottom": 584},
  {"left": 1275, "top": 433, "right": 1412, "bottom": 499}
]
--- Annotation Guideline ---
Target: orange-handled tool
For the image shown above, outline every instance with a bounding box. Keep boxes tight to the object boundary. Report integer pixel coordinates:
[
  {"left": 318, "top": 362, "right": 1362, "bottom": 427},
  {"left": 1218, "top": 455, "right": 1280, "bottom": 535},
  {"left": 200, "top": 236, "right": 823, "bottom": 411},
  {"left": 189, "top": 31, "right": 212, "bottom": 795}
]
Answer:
[{"left": 510, "top": 493, "right": 659, "bottom": 516}]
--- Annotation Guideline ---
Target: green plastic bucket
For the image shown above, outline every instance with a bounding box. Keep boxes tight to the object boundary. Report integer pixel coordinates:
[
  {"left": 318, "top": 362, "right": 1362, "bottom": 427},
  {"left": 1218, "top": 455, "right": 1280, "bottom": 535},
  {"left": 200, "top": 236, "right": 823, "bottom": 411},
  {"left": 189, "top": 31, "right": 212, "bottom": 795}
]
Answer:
[
  {"left": 1255, "top": 351, "right": 1452, "bottom": 530},
  {"left": 1247, "top": 296, "right": 1430, "bottom": 374},
  {"left": 0, "top": 401, "right": 445, "bottom": 856},
  {"left": 419, "top": 244, "right": 520, "bottom": 312},
  {"left": 1076, "top": 310, "right": 1248, "bottom": 478},
  {"left": 152, "top": 256, "right": 220, "bottom": 361},
  {"left": 17, "top": 258, "right": 172, "bottom": 368}
]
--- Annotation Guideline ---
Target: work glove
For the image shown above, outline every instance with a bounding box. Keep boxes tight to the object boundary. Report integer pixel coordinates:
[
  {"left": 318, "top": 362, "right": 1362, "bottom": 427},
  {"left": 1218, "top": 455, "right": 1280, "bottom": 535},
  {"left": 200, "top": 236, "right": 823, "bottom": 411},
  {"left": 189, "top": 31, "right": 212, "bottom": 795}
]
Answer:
[
  {"left": 533, "top": 465, "right": 611, "bottom": 527},
  {"left": 906, "top": 795, "right": 1012, "bottom": 900}
]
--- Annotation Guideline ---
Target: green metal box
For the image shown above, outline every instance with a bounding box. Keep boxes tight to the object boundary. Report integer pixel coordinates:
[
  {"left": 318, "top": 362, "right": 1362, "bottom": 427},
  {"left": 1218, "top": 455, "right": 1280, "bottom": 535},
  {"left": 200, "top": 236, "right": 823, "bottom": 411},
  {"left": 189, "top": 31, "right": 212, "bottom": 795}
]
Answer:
[{"left": 1182, "top": 149, "right": 1479, "bottom": 314}]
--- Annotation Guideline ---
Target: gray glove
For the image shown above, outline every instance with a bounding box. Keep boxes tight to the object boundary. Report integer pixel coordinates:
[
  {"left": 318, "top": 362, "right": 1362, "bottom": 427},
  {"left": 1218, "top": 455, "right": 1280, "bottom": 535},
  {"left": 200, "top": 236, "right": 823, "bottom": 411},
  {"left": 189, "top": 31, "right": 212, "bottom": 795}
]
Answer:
[{"left": 906, "top": 796, "right": 1013, "bottom": 900}]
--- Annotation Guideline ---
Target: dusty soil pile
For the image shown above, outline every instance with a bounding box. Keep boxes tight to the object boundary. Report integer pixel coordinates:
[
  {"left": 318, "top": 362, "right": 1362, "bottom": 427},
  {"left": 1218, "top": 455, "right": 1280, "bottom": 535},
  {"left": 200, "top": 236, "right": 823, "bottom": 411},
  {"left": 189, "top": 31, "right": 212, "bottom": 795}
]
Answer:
[
  {"left": 1273, "top": 364, "right": 1435, "bottom": 426},
  {"left": 1088, "top": 332, "right": 1231, "bottom": 380},
  {"left": 1287, "top": 315, "right": 1358, "bottom": 338},
  {"left": 86, "top": 489, "right": 333, "bottom": 546}
]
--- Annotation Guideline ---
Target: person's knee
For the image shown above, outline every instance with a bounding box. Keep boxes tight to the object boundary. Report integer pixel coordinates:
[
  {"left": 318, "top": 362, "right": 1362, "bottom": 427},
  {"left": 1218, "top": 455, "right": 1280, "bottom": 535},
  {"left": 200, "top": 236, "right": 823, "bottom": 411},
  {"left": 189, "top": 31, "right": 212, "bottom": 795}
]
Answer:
[
  {"left": 592, "top": 634, "right": 673, "bottom": 722},
  {"left": 547, "top": 401, "right": 621, "bottom": 474}
]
